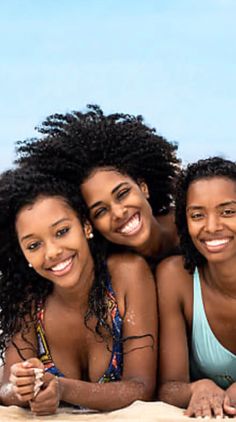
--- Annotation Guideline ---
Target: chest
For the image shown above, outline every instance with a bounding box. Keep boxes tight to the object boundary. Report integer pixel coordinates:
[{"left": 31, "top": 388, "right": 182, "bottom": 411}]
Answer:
[
  {"left": 191, "top": 281, "right": 236, "bottom": 355},
  {"left": 39, "top": 306, "right": 119, "bottom": 382}
]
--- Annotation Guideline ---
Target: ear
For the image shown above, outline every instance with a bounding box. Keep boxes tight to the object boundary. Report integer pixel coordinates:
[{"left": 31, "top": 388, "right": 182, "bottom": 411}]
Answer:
[
  {"left": 84, "top": 221, "right": 94, "bottom": 239},
  {"left": 139, "top": 181, "right": 150, "bottom": 199}
]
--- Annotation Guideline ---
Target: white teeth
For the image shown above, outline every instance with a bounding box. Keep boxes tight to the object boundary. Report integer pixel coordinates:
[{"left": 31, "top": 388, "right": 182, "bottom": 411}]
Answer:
[
  {"left": 51, "top": 257, "right": 72, "bottom": 272},
  {"left": 205, "top": 239, "right": 229, "bottom": 247},
  {"left": 119, "top": 214, "right": 140, "bottom": 234}
]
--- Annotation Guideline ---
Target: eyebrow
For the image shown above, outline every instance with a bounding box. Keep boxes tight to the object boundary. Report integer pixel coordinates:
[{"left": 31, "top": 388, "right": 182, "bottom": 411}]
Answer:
[
  {"left": 89, "top": 182, "right": 129, "bottom": 210},
  {"left": 20, "top": 217, "right": 71, "bottom": 242},
  {"left": 186, "top": 200, "right": 236, "bottom": 212},
  {"left": 219, "top": 200, "right": 236, "bottom": 207}
]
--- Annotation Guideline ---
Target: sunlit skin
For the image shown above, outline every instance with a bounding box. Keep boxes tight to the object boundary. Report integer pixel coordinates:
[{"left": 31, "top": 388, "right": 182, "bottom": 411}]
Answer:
[
  {"left": 81, "top": 168, "right": 178, "bottom": 259},
  {"left": 16, "top": 195, "right": 94, "bottom": 296},
  {"left": 186, "top": 177, "right": 236, "bottom": 269},
  {"left": 157, "top": 176, "right": 236, "bottom": 418}
]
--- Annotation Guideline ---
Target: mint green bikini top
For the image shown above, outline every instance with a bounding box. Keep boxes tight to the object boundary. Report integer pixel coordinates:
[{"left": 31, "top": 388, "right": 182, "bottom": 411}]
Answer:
[{"left": 190, "top": 268, "right": 236, "bottom": 389}]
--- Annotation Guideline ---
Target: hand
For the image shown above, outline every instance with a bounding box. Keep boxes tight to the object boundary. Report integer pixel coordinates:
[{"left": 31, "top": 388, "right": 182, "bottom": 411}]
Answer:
[
  {"left": 30, "top": 373, "right": 61, "bottom": 416},
  {"left": 184, "top": 379, "right": 225, "bottom": 418},
  {"left": 9, "top": 358, "right": 44, "bottom": 402},
  {"left": 223, "top": 382, "right": 236, "bottom": 416}
]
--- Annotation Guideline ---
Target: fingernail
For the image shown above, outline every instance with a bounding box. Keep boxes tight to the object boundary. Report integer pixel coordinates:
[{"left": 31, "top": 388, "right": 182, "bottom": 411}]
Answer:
[{"left": 22, "top": 361, "right": 32, "bottom": 367}]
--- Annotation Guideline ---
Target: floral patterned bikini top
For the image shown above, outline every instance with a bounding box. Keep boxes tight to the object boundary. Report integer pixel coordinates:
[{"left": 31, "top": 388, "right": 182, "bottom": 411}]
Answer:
[{"left": 36, "top": 278, "right": 123, "bottom": 383}]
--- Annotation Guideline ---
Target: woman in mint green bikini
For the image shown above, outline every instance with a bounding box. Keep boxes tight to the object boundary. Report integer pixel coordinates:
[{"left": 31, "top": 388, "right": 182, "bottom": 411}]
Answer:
[
  {"left": 0, "top": 166, "right": 157, "bottom": 416},
  {"left": 157, "top": 157, "right": 236, "bottom": 418}
]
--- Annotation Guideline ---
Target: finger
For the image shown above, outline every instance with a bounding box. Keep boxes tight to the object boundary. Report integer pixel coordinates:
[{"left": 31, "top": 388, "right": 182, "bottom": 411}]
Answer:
[
  {"left": 12, "top": 383, "right": 34, "bottom": 396},
  {"left": 184, "top": 401, "right": 196, "bottom": 417},
  {"left": 10, "top": 375, "right": 35, "bottom": 387},
  {"left": 223, "top": 400, "right": 236, "bottom": 416},
  {"left": 11, "top": 367, "right": 35, "bottom": 378},
  {"left": 15, "top": 390, "right": 35, "bottom": 402},
  {"left": 211, "top": 396, "right": 224, "bottom": 418},
  {"left": 27, "top": 358, "right": 44, "bottom": 370},
  {"left": 30, "top": 399, "right": 58, "bottom": 415},
  {"left": 22, "top": 360, "right": 34, "bottom": 368},
  {"left": 195, "top": 404, "right": 211, "bottom": 418},
  {"left": 34, "top": 379, "right": 59, "bottom": 403}
]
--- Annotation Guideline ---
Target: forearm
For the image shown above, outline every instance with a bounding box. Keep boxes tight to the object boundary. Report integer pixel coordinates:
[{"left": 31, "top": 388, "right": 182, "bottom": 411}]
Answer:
[
  {"left": 59, "top": 378, "right": 153, "bottom": 411},
  {"left": 158, "top": 381, "right": 192, "bottom": 408}
]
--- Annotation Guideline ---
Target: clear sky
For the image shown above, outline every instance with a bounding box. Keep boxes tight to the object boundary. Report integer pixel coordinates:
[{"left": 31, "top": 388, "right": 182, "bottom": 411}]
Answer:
[{"left": 0, "top": 0, "right": 235, "bottom": 171}]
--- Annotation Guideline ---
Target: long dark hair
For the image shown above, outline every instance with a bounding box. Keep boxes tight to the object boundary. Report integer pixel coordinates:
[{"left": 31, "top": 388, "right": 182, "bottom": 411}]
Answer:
[{"left": 0, "top": 165, "right": 112, "bottom": 362}]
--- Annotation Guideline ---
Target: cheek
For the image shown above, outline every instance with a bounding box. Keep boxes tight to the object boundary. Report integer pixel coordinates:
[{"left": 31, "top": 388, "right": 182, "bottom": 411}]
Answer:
[{"left": 92, "top": 216, "right": 110, "bottom": 233}]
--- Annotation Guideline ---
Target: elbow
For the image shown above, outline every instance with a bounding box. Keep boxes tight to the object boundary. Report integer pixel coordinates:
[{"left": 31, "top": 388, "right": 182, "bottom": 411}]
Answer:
[
  {"left": 132, "top": 378, "right": 156, "bottom": 402},
  {"left": 157, "top": 383, "right": 169, "bottom": 402},
  {"left": 157, "top": 382, "right": 179, "bottom": 405}
]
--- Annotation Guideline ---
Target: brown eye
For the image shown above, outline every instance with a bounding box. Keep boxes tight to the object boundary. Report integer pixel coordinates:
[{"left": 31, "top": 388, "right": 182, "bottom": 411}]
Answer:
[
  {"left": 93, "top": 207, "right": 107, "bottom": 219},
  {"left": 222, "top": 208, "right": 236, "bottom": 217},
  {"left": 27, "top": 241, "right": 41, "bottom": 251},
  {"left": 190, "top": 212, "right": 204, "bottom": 220},
  {"left": 56, "top": 227, "right": 70, "bottom": 237},
  {"left": 117, "top": 188, "right": 130, "bottom": 200}
]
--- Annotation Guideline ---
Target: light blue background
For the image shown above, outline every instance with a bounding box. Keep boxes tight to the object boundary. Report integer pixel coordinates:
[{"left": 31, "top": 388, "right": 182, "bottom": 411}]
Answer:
[{"left": 0, "top": 0, "right": 235, "bottom": 171}]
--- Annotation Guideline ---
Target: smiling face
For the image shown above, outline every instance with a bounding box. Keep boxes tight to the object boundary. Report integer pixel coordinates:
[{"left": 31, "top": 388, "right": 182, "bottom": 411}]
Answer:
[
  {"left": 15, "top": 195, "right": 94, "bottom": 290},
  {"left": 81, "top": 168, "right": 155, "bottom": 253},
  {"left": 186, "top": 177, "right": 236, "bottom": 264}
]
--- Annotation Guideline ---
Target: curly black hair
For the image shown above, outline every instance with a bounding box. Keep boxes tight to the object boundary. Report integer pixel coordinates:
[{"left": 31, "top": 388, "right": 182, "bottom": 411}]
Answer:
[
  {"left": 16, "top": 104, "right": 181, "bottom": 216},
  {"left": 175, "top": 156, "right": 236, "bottom": 273},
  {"left": 0, "top": 165, "right": 112, "bottom": 363}
]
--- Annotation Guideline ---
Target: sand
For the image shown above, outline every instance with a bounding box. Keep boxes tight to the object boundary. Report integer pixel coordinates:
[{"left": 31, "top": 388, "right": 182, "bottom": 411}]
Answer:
[{"left": 0, "top": 400, "right": 228, "bottom": 422}]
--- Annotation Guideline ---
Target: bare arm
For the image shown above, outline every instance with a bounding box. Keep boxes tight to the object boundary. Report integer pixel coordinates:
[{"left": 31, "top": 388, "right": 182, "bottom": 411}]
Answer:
[
  {"left": 157, "top": 257, "right": 192, "bottom": 407},
  {"left": 156, "top": 256, "right": 225, "bottom": 417},
  {"left": 0, "top": 329, "right": 38, "bottom": 406}
]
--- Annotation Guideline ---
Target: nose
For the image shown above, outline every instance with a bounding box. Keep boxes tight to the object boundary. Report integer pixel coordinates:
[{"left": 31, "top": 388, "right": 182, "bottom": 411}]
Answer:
[
  {"left": 205, "top": 214, "right": 223, "bottom": 233},
  {"left": 45, "top": 240, "right": 63, "bottom": 260},
  {"left": 111, "top": 203, "right": 127, "bottom": 220}
]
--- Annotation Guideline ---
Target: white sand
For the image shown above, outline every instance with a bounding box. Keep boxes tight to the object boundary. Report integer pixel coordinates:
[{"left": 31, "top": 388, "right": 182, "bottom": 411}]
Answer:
[{"left": 0, "top": 400, "right": 228, "bottom": 422}]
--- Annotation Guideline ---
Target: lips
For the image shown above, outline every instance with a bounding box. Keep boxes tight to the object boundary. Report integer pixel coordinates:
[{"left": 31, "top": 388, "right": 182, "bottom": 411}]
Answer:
[
  {"left": 49, "top": 256, "right": 74, "bottom": 276},
  {"left": 116, "top": 212, "right": 142, "bottom": 236}
]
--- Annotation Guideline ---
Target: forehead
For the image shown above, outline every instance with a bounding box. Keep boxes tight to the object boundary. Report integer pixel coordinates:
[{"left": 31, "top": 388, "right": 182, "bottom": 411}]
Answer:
[
  {"left": 187, "top": 177, "right": 236, "bottom": 205},
  {"left": 16, "top": 196, "right": 76, "bottom": 228},
  {"left": 88, "top": 167, "right": 134, "bottom": 182},
  {"left": 82, "top": 168, "right": 136, "bottom": 192}
]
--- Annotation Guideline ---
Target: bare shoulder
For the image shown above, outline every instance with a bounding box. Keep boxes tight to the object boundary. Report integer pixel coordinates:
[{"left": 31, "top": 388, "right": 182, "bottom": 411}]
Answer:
[
  {"left": 107, "top": 253, "right": 155, "bottom": 294},
  {"left": 156, "top": 254, "right": 187, "bottom": 278},
  {"left": 156, "top": 255, "right": 193, "bottom": 303},
  {"left": 108, "top": 252, "right": 152, "bottom": 279}
]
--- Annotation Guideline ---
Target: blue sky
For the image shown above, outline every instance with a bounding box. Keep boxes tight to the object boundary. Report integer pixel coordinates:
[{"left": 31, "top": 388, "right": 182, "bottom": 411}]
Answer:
[{"left": 0, "top": 0, "right": 235, "bottom": 171}]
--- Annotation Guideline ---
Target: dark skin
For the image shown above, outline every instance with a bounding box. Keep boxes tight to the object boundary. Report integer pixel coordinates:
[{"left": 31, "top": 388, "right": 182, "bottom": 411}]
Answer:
[
  {"left": 157, "top": 177, "right": 236, "bottom": 418},
  {"left": 81, "top": 168, "right": 178, "bottom": 261},
  {"left": 0, "top": 196, "right": 157, "bottom": 415}
]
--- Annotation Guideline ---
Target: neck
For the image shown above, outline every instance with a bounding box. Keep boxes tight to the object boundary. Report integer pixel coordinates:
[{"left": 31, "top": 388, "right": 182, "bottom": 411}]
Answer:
[
  {"left": 203, "top": 261, "right": 236, "bottom": 298},
  {"left": 137, "top": 217, "right": 165, "bottom": 259}
]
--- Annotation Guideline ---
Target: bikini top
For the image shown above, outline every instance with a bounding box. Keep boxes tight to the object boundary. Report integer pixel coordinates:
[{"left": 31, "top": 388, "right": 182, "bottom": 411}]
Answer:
[
  {"left": 36, "top": 278, "right": 123, "bottom": 383},
  {"left": 190, "top": 268, "right": 236, "bottom": 389}
]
